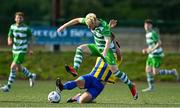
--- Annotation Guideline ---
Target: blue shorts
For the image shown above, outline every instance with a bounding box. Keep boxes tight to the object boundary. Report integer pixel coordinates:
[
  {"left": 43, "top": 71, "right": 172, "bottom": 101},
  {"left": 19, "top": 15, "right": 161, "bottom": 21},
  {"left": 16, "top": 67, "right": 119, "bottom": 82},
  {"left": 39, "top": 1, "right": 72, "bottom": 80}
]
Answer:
[{"left": 79, "top": 74, "right": 104, "bottom": 99}]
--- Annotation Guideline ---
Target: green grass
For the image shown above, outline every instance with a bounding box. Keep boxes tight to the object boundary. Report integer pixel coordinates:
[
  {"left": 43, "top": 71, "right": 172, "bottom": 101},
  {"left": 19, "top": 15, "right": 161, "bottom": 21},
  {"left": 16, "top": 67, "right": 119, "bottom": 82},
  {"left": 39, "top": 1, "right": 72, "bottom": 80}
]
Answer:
[
  {"left": 0, "top": 80, "right": 180, "bottom": 107},
  {"left": 0, "top": 51, "right": 179, "bottom": 81}
]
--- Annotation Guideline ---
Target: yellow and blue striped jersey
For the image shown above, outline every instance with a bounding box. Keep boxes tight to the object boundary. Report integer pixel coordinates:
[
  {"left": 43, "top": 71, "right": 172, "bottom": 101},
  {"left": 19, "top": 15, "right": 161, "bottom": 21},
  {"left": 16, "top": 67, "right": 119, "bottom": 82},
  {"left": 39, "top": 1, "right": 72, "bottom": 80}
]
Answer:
[{"left": 90, "top": 57, "right": 121, "bottom": 83}]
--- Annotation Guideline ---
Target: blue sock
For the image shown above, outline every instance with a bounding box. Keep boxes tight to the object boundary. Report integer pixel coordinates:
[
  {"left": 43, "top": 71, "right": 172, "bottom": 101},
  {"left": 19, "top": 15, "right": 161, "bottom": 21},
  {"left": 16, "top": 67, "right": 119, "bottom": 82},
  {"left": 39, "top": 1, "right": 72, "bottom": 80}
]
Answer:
[{"left": 63, "top": 81, "right": 77, "bottom": 90}]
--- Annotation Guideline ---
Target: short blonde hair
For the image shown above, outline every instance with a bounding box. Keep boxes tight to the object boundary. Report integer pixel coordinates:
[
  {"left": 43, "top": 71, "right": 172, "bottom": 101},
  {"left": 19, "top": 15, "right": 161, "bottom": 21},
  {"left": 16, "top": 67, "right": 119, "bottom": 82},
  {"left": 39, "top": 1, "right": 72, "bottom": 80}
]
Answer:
[
  {"left": 15, "top": 12, "right": 24, "bottom": 17},
  {"left": 85, "top": 13, "right": 96, "bottom": 26},
  {"left": 86, "top": 13, "right": 96, "bottom": 20}
]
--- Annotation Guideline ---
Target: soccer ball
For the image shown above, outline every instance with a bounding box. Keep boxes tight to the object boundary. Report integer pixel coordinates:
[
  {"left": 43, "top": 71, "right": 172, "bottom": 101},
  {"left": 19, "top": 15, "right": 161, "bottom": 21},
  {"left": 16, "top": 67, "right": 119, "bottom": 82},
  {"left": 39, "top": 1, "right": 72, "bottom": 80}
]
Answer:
[{"left": 48, "top": 91, "right": 61, "bottom": 103}]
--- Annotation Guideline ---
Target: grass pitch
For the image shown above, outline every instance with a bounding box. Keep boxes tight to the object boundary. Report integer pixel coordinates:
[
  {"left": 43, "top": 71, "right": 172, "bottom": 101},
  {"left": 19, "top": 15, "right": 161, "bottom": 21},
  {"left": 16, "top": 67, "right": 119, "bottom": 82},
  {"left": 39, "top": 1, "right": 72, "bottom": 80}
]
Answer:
[{"left": 0, "top": 80, "right": 180, "bottom": 107}]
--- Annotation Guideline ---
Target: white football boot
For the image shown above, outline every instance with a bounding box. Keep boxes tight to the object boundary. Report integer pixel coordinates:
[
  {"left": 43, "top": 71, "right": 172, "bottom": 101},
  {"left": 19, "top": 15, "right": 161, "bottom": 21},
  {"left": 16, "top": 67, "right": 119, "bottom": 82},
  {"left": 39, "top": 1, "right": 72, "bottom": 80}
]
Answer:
[
  {"left": 29, "top": 73, "right": 36, "bottom": 87},
  {"left": 0, "top": 85, "right": 10, "bottom": 92}
]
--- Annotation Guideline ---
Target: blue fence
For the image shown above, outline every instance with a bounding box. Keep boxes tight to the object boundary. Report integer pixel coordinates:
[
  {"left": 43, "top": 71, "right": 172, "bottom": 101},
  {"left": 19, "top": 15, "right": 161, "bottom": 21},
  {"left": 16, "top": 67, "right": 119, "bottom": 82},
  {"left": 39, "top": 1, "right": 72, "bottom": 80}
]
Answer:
[{"left": 32, "top": 26, "right": 94, "bottom": 45}]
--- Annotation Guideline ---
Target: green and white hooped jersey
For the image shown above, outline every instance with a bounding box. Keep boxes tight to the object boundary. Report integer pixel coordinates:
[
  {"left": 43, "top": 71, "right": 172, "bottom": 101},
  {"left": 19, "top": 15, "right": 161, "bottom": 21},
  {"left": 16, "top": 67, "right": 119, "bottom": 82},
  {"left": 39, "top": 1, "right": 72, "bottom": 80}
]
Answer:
[
  {"left": 81, "top": 18, "right": 115, "bottom": 52},
  {"left": 8, "top": 23, "right": 32, "bottom": 54},
  {"left": 145, "top": 30, "right": 164, "bottom": 58}
]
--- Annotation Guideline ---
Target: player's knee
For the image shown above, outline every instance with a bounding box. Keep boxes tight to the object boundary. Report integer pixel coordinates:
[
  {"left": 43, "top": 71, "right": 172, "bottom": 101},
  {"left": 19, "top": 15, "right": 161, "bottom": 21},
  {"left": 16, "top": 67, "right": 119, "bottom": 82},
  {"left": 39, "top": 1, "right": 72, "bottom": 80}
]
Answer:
[
  {"left": 77, "top": 99, "right": 84, "bottom": 104},
  {"left": 110, "top": 65, "right": 119, "bottom": 73},
  {"left": 11, "top": 63, "right": 17, "bottom": 70},
  {"left": 77, "top": 44, "right": 89, "bottom": 52},
  {"left": 152, "top": 68, "right": 159, "bottom": 75},
  {"left": 77, "top": 45, "right": 85, "bottom": 50},
  {"left": 78, "top": 98, "right": 90, "bottom": 104},
  {"left": 146, "top": 67, "right": 152, "bottom": 73},
  {"left": 76, "top": 80, "right": 85, "bottom": 89}
]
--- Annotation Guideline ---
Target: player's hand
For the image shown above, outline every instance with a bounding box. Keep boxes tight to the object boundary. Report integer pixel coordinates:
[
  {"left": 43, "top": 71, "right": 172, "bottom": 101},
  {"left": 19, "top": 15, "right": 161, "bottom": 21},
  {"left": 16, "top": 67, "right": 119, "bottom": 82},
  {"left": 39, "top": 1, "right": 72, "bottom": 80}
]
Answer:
[
  {"left": 57, "top": 26, "right": 65, "bottom": 32},
  {"left": 142, "top": 48, "right": 147, "bottom": 54},
  {"left": 109, "top": 19, "right": 117, "bottom": 28},
  {"left": 8, "top": 38, "right": 13, "bottom": 46},
  {"left": 142, "top": 48, "right": 151, "bottom": 54},
  {"left": 102, "top": 51, "right": 107, "bottom": 57},
  {"left": 28, "top": 49, "right": 33, "bottom": 56}
]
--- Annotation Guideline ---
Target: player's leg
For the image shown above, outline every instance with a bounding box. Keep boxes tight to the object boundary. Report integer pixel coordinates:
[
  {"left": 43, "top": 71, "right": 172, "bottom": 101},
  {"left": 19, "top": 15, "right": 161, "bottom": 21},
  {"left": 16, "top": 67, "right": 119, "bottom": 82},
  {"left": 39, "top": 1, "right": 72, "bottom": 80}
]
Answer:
[
  {"left": 19, "top": 65, "right": 36, "bottom": 87},
  {"left": 142, "top": 65, "right": 154, "bottom": 92},
  {"left": 0, "top": 62, "right": 17, "bottom": 92},
  {"left": 16, "top": 53, "right": 36, "bottom": 87},
  {"left": 65, "top": 44, "right": 103, "bottom": 76},
  {"left": 105, "top": 49, "right": 138, "bottom": 100},
  {"left": 77, "top": 92, "right": 93, "bottom": 103},
  {"left": 66, "top": 75, "right": 104, "bottom": 103},
  {"left": 111, "top": 65, "right": 138, "bottom": 100},
  {"left": 66, "top": 93, "right": 81, "bottom": 103},
  {"left": 77, "top": 76, "right": 104, "bottom": 103},
  {"left": 65, "top": 44, "right": 91, "bottom": 76},
  {"left": 0, "top": 53, "right": 23, "bottom": 92},
  {"left": 142, "top": 57, "right": 155, "bottom": 92},
  {"left": 156, "top": 68, "right": 179, "bottom": 80},
  {"left": 66, "top": 92, "right": 93, "bottom": 103},
  {"left": 56, "top": 76, "right": 85, "bottom": 92},
  {"left": 65, "top": 76, "right": 86, "bottom": 103},
  {"left": 154, "top": 57, "right": 179, "bottom": 80}
]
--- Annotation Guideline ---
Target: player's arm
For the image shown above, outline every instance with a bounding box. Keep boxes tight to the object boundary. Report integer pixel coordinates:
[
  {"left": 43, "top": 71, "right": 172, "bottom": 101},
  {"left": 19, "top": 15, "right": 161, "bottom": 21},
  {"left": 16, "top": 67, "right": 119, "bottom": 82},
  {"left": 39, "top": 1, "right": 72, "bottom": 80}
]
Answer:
[
  {"left": 7, "top": 26, "right": 13, "bottom": 46},
  {"left": 57, "top": 18, "right": 84, "bottom": 32},
  {"left": 148, "top": 40, "right": 161, "bottom": 53},
  {"left": 143, "top": 32, "right": 161, "bottom": 54},
  {"left": 102, "top": 20, "right": 117, "bottom": 56},
  {"left": 114, "top": 41, "right": 122, "bottom": 61},
  {"left": 7, "top": 37, "right": 13, "bottom": 46},
  {"left": 111, "top": 33, "right": 122, "bottom": 62},
  {"left": 109, "top": 19, "right": 117, "bottom": 28},
  {"left": 28, "top": 39, "right": 33, "bottom": 55},
  {"left": 103, "top": 37, "right": 111, "bottom": 57}
]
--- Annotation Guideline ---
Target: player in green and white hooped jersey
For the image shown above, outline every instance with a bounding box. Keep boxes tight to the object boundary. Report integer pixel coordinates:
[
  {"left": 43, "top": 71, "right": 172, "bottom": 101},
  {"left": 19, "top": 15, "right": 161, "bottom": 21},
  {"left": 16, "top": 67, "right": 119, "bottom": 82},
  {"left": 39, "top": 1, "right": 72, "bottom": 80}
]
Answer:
[
  {"left": 142, "top": 19, "right": 179, "bottom": 92},
  {"left": 0, "top": 12, "right": 36, "bottom": 92},
  {"left": 57, "top": 13, "right": 138, "bottom": 100}
]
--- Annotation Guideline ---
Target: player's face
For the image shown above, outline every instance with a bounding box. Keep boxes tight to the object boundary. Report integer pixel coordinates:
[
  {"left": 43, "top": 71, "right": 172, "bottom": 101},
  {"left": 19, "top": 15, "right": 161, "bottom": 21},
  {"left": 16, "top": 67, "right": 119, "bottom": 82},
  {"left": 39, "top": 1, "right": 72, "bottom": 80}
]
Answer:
[
  {"left": 87, "top": 21, "right": 95, "bottom": 30},
  {"left": 15, "top": 15, "right": 24, "bottom": 24},
  {"left": 144, "top": 23, "right": 152, "bottom": 31}
]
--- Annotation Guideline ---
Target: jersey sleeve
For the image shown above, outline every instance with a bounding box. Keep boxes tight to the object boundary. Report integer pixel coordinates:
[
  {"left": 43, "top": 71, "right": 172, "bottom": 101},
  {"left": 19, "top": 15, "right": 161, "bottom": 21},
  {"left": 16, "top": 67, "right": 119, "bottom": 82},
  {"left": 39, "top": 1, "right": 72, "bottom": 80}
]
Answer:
[
  {"left": 8, "top": 25, "right": 13, "bottom": 38},
  {"left": 80, "top": 18, "right": 86, "bottom": 24},
  {"left": 102, "top": 28, "right": 111, "bottom": 37},
  {"left": 101, "top": 21, "right": 111, "bottom": 37}
]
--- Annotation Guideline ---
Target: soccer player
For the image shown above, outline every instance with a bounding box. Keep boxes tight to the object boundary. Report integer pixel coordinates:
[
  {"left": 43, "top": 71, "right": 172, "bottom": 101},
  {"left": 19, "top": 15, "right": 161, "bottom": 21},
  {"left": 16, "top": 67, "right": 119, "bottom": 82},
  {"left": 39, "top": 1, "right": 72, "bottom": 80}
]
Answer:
[
  {"left": 56, "top": 33, "right": 138, "bottom": 103},
  {"left": 142, "top": 19, "right": 179, "bottom": 92},
  {"left": 57, "top": 13, "right": 138, "bottom": 99},
  {"left": 0, "top": 12, "right": 36, "bottom": 92}
]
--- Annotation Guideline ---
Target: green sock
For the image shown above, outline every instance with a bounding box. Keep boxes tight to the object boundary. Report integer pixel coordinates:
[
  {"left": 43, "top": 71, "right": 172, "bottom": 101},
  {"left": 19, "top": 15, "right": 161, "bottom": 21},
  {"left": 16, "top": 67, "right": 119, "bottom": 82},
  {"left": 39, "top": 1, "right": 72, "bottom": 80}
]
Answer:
[{"left": 73, "top": 48, "right": 83, "bottom": 70}]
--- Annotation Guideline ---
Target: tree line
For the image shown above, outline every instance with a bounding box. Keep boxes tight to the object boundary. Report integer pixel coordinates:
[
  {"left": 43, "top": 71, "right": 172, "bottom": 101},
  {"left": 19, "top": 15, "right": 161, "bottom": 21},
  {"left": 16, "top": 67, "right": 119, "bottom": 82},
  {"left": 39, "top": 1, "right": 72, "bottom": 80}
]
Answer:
[{"left": 0, "top": 0, "right": 179, "bottom": 35}]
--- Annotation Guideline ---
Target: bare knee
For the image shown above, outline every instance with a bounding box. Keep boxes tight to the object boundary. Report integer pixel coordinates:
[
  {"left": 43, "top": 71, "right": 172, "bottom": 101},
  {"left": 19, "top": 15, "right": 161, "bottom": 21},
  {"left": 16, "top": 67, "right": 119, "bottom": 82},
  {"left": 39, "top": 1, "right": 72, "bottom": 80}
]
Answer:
[
  {"left": 78, "top": 92, "right": 92, "bottom": 103},
  {"left": 76, "top": 80, "right": 85, "bottom": 89},
  {"left": 146, "top": 65, "right": 152, "bottom": 73},
  {"left": 152, "top": 68, "right": 159, "bottom": 75},
  {"left": 110, "top": 65, "right": 119, "bottom": 73},
  {"left": 77, "top": 44, "right": 90, "bottom": 53},
  {"left": 11, "top": 63, "right": 18, "bottom": 70}
]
